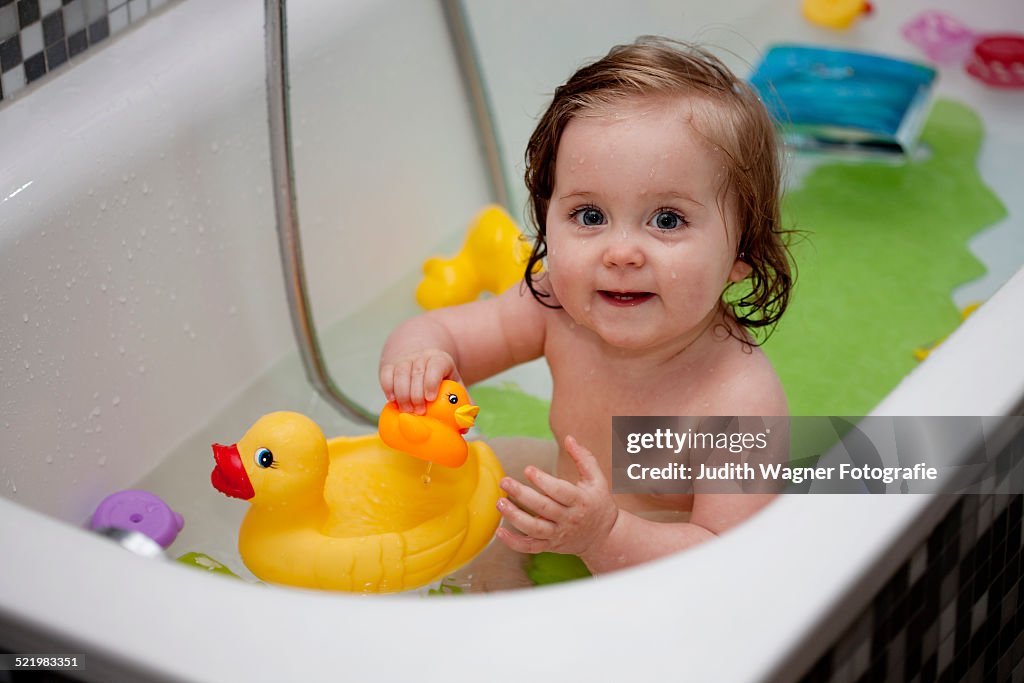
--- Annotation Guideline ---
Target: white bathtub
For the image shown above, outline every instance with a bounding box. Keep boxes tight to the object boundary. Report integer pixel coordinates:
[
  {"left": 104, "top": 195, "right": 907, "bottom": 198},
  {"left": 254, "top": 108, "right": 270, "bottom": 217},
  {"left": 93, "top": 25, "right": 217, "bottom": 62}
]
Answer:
[{"left": 1, "top": 0, "right": 1022, "bottom": 681}]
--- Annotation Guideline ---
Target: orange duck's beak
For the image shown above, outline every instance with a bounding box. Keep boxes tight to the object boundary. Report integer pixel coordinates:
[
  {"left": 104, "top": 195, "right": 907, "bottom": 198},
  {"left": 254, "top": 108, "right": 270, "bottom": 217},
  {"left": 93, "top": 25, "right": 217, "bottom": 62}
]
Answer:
[
  {"left": 211, "top": 443, "right": 255, "bottom": 500},
  {"left": 454, "top": 404, "right": 480, "bottom": 432}
]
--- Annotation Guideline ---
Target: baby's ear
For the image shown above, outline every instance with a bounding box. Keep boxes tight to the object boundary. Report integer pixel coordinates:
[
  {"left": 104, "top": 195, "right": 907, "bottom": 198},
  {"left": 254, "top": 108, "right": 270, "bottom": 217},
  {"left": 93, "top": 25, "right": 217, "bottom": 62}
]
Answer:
[{"left": 728, "top": 257, "right": 753, "bottom": 283}]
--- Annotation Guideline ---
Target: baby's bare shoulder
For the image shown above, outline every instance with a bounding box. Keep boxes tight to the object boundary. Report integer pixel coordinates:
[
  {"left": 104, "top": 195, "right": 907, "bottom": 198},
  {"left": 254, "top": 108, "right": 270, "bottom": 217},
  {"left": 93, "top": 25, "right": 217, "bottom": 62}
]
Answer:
[{"left": 702, "top": 340, "right": 788, "bottom": 417}]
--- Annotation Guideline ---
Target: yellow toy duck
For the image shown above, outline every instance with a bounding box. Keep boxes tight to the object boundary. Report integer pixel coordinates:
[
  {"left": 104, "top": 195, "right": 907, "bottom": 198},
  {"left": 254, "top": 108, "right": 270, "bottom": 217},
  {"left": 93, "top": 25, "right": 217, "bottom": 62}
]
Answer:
[
  {"left": 802, "top": 0, "right": 873, "bottom": 30},
  {"left": 211, "top": 410, "right": 503, "bottom": 593},
  {"left": 378, "top": 380, "right": 479, "bottom": 468},
  {"left": 416, "top": 205, "right": 537, "bottom": 310}
]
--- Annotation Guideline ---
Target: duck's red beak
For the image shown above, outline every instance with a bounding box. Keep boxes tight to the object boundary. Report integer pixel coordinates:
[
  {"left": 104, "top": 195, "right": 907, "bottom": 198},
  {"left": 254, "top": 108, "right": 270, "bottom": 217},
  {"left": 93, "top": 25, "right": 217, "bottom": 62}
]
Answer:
[{"left": 211, "top": 443, "right": 254, "bottom": 500}]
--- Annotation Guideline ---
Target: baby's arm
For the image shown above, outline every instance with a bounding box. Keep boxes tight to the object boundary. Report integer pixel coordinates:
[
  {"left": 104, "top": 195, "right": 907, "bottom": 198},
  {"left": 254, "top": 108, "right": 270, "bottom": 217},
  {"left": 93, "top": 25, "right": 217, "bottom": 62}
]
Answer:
[
  {"left": 497, "top": 436, "right": 775, "bottom": 574},
  {"left": 379, "top": 283, "right": 546, "bottom": 413},
  {"left": 577, "top": 492, "right": 774, "bottom": 573}
]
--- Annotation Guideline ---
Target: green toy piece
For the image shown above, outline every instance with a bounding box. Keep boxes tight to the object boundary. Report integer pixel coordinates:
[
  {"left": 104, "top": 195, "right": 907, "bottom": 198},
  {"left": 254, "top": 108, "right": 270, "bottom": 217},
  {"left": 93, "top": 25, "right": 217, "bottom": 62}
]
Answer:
[
  {"left": 526, "top": 552, "right": 592, "bottom": 586},
  {"left": 426, "top": 577, "right": 466, "bottom": 596},
  {"left": 176, "top": 552, "right": 241, "bottom": 579}
]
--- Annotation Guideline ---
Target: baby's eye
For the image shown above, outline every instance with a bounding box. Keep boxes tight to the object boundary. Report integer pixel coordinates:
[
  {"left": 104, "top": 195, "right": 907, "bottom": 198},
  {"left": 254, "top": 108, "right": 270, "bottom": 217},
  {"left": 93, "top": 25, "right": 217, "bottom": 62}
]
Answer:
[
  {"left": 650, "top": 210, "right": 687, "bottom": 231},
  {"left": 570, "top": 207, "right": 606, "bottom": 227}
]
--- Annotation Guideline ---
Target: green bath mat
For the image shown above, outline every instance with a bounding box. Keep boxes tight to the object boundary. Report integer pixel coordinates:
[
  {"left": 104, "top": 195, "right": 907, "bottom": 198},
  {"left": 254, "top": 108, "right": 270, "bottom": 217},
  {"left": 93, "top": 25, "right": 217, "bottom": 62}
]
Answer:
[{"left": 763, "top": 99, "right": 1007, "bottom": 416}]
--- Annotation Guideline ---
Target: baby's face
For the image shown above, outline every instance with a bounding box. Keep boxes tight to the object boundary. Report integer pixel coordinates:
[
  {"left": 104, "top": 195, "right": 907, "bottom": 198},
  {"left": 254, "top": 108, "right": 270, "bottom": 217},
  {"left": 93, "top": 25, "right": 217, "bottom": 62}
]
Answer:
[{"left": 544, "top": 96, "right": 750, "bottom": 353}]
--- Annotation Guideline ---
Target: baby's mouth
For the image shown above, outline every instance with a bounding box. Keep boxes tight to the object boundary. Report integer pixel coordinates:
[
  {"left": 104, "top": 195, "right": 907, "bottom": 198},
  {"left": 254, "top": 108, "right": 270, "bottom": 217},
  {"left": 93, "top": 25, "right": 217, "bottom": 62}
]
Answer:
[{"left": 598, "top": 290, "right": 655, "bottom": 306}]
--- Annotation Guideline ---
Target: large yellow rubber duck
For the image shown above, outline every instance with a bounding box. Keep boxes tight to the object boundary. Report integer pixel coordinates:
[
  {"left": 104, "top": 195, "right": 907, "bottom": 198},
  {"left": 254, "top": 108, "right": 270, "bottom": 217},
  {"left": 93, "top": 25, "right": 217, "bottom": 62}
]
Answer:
[
  {"left": 416, "top": 205, "right": 536, "bottom": 309},
  {"left": 211, "top": 411, "right": 503, "bottom": 593},
  {"left": 802, "top": 0, "right": 872, "bottom": 30},
  {"left": 378, "top": 380, "right": 479, "bottom": 468}
]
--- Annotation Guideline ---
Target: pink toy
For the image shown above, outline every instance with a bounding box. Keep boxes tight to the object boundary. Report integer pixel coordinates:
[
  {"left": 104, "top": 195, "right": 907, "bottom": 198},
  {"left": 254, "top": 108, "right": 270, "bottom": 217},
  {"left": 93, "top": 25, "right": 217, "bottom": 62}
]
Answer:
[
  {"left": 902, "top": 10, "right": 1024, "bottom": 89},
  {"left": 901, "top": 11, "right": 977, "bottom": 66}
]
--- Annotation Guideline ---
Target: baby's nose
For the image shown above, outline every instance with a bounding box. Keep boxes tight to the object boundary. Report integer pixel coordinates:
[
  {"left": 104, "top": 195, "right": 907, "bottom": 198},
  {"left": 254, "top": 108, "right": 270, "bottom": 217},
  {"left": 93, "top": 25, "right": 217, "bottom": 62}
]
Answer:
[{"left": 602, "top": 233, "right": 645, "bottom": 268}]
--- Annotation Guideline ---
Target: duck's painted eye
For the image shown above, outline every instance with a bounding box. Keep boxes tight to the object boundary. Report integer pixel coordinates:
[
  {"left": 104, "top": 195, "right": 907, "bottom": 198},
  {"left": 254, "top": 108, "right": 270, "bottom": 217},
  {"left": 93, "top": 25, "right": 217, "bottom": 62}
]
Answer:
[
  {"left": 255, "top": 447, "right": 274, "bottom": 468},
  {"left": 447, "top": 393, "right": 459, "bottom": 405}
]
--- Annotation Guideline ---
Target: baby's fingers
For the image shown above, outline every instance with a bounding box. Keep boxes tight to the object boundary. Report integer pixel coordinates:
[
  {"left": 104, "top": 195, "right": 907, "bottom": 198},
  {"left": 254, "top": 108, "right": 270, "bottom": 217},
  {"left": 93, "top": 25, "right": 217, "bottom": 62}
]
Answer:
[
  {"left": 379, "top": 364, "right": 396, "bottom": 403},
  {"left": 496, "top": 497, "right": 556, "bottom": 539},
  {"left": 423, "top": 354, "right": 459, "bottom": 402},
  {"left": 565, "top": 435, "right": 607, "bottom": 487},
  {"left": 390, "top": 358, "right": 435, "bottom": 414},
  {"left": 495, "top": 527, "right": 549, "bottom": 554},
  {"left": 500, "top": 477, "right": 564, "bottom": 521},
  {"left": 525, "top": 465, "right": 580, "bottom": 507}
]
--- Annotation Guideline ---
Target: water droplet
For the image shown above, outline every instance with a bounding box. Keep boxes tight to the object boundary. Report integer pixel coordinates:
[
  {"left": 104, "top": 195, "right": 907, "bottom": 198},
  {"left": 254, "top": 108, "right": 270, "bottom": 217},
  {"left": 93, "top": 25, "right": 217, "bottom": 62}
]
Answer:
[
  {"left": 98, "top": 456, "right": 107, "bottom": 466},
  {"left": 210, "top": 142, "right": 220, "bottom": 153},
  {"left": 45, "top": 455, "right": 53, "bottom": 464},
  {"left": 22, "top": 313, "right": 28, "bottom": 323},
  {"left": 112, "top": 396, "right": 121, "bottom": 407}
]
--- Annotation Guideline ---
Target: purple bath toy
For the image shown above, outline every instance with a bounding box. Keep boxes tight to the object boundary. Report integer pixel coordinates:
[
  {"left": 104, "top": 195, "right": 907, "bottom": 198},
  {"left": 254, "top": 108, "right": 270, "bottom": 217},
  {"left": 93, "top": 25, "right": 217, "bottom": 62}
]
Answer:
[{"left": 90, "top": 489, "right": 184, "bottom": 549}]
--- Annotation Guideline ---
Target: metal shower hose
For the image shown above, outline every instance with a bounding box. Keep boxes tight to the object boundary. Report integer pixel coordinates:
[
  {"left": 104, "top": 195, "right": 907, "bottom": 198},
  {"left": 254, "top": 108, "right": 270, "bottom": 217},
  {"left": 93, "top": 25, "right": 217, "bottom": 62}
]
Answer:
[{"left": 263, "top": 0, "right": 509, "bottom": 424}]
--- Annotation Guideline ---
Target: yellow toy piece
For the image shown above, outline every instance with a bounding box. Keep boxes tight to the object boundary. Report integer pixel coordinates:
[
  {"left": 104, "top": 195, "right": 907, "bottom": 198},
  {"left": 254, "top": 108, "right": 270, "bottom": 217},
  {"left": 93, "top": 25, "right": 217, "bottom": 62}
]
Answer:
[
  {"left": 211, "top": 412, "right": 503, "bottom": 593},
  {"left": 802, "top": 0, "right": 872, "bottom": 29},
  {"left": 416, "top": 205, "right": 537, "bottom": 309},
  {"left": 914, "top": 302, "right": 980, "bottom": 361}
]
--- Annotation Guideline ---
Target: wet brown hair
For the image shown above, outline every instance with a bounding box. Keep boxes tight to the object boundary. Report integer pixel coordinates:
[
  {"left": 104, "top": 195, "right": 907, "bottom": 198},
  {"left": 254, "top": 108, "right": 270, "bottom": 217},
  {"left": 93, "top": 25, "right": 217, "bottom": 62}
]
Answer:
[{"left": 523, "top": 36, "right": 793, "bottom": 341}]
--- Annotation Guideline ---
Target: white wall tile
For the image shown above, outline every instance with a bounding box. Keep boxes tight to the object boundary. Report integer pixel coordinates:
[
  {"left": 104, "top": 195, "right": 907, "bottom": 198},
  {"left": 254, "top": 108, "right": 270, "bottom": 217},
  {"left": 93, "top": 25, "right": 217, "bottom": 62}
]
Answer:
[{"left": 20, "top": 23, "right": 44, "bottom": 59}]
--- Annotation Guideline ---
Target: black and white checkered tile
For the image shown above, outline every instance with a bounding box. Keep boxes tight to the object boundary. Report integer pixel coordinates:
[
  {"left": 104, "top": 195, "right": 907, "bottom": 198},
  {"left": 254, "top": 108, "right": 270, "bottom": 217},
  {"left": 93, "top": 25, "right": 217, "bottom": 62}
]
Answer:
[
  {"left": 0, "top": 0, "right": 175, "bottom": 103},
  {"left": 797, "top": 434, "right": 1024, "bottom": 683}
]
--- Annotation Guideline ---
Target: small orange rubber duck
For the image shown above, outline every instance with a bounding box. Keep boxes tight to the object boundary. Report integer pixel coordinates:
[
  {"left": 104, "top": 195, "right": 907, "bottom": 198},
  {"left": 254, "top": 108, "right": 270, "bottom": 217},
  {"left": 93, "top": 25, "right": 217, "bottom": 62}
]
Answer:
[{"left": 378, "top": 380, "right": 480, "bottom": 468}]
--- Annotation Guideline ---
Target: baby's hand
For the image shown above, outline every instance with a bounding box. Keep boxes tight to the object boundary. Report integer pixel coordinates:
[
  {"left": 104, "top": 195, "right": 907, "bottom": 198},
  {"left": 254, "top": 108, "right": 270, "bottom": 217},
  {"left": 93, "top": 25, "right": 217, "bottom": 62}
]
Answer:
[
  {"left": 495, "top": 435, "right": 618, "bottom": 556},
  {"left": 379, "top": 349, "right": 462, "bottom": 415}
]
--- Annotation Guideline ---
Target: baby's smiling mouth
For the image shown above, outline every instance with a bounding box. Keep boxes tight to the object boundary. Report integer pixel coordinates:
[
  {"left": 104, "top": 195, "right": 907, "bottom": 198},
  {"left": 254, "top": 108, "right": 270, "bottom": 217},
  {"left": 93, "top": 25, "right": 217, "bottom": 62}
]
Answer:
[{"left": 598, "top": 290, "right": 655, "bottom": 306}]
